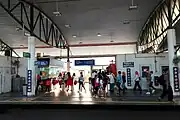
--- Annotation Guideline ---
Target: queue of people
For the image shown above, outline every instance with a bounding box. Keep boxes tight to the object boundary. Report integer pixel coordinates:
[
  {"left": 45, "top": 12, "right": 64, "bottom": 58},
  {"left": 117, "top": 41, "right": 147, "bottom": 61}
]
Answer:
[{"left": 35, "top": 71, "right": 87, "bottom": 94}]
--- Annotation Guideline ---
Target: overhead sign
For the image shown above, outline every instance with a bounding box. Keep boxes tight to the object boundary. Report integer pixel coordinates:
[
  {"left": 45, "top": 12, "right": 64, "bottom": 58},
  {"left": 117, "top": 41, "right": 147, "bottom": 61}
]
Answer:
[
  {"left": 123, "top": 62, "right": 134, "bottom": 68},
  {"left": 75, "top": 60, "right": 95, "bottom": 66},
  {"left": 23, "top": 52, "right": 30, "bottom": 58},
  {"left": 27, "top": 70, "right": 32, "bottom": 92},
  {"left": 34, "top": 61, "right": 49, "bottom": 66}
]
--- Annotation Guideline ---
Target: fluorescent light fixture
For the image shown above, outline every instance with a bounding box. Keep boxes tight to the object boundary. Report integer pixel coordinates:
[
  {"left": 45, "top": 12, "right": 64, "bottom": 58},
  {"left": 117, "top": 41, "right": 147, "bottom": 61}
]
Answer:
[
  {"left": 123, "top": 20, "right": 130, "bottom": 24},
  {"left": 24, "top": 32, "right": 30, "bottom": 36},
  {"left": 97, "top": 33, "right": 101, "bottom": 37},
  {"left": 65, "top": 24, "right": 71, "bottom": 28},
  {"left": 72, "top": 35, "right": 77, "bottom": 38},
  {"left": 53, "top": 11, "right": 62, "bottom": 16},
  {"left": 129, "top": 5, "right": 138, "bottom": 10},
  {"left": 110, "top": 40, "right": 114, "bottom": 42}
]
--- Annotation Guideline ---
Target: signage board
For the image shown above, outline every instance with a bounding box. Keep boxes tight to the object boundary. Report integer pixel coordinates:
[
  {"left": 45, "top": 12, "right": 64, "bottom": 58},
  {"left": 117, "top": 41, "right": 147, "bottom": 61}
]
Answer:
[
  {"left": 173, "top": 67, "right": 179, "bottom": 92},
  {"left": 75, "top": 60, "right": 95, "bottom": 66},
  {"left": 34, "top": 61, "right": 49, "bottom": 66},
  {"left": 23, "top": 52, "right": 30, "bottom": 58},
  {"left": 27, "top": 70, "right": 32, "bottom": 92},
  {"left": 127, "top": 68, "right": 131, "bottom": 86},
  {"left": 123, "top": 62, "right": 134, "bottom": 68}
]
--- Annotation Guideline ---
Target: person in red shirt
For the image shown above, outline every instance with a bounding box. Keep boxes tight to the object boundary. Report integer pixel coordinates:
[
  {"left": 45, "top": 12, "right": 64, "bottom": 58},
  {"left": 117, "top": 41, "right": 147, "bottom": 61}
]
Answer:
[
  {"left": 35, "top": 73, "right": 42, "bottom": 95},
  {"left": 66, "top": 72, "right": 73, "bottom": 91},
  {"left": 45, "top": 79, "right": 51, "bottom": 92}
]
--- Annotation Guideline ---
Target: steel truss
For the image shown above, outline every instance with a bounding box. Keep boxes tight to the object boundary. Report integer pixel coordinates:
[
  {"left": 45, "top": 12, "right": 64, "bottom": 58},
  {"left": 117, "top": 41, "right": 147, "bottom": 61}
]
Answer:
[
  {"left": 0, "top": 0, "right": 68, "bottom": 49},
  {"left": 137, "top": 0, "right": 180, "bottom": 53},
  {"left": 0, "top": 38, "right": 19, "bottom": 57}
]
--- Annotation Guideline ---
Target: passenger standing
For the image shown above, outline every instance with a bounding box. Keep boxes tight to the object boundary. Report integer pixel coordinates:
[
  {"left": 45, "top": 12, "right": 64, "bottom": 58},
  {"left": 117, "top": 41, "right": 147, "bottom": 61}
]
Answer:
[
  {"left": 158, "top": 69, "right": 173, "bottom": 102},
  {"left": 109, "top": 72, "right": 115, "bottom": 92},
  {"left": 35, "top": 73, "right": 42, "bottom": 95},
  {"left": 122, "top": 72, "right": 127, "bottom": 94},
  {"left": 133, "top": 71, "right": 142, "bottom": 92},
  {"left": 58, "top": 73, "right": 63, "bottom": 88},
  {"left": 116, "top": 71, "right": 122, "bottom": 95},
  {"left": 146, "top": 71, "right": 151, "bottom": 95}
]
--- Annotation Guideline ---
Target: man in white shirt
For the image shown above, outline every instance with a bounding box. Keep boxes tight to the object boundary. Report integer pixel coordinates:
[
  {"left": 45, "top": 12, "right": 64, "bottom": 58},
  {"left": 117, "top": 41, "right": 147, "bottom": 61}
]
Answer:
[
  {"left": 109, "top": 72, "right": 115, "bottom": 92},
  {"left": 92, "top": 71, "right": 97, "bottom": 79}
]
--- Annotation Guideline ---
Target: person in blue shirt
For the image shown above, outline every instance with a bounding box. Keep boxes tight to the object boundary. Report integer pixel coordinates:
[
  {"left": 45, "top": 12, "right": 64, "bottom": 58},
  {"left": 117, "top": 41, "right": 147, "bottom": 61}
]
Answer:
[{"left": 116, "top": 71, "right": 122, "bottom": 95}]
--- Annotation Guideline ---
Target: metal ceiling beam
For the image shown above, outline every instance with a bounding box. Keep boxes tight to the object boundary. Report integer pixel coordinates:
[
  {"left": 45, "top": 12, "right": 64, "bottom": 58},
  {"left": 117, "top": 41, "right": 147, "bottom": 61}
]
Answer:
[
  {"left": 0, "top": 0, "right": 68, "bottom": 49},
  {"left": 12, "top": 42, "right": 136, "bottom": 49},
  {"left": 137, "top": 0, "right": 180, "bottom": 53},
  {"left": 0, "top": 38, "right": 19, "bottom": 57}
]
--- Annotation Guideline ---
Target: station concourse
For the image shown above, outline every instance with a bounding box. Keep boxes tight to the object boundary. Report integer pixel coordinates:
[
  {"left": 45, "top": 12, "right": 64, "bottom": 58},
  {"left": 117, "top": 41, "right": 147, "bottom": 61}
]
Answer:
[{"left": 0, "top": 0, "right": 180, "bottom": 105}]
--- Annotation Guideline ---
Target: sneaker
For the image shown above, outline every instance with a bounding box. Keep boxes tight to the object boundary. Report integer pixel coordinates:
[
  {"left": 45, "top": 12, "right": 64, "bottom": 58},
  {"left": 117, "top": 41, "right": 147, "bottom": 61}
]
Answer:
[{"left": 152, "top": 90, "right": 155, "bottom": 93}]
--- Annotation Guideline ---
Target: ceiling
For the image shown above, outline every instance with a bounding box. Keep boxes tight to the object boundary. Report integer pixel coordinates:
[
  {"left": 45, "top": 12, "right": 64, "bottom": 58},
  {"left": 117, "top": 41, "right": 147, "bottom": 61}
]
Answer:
[
  {"left": 0, "top": 0, "right": 161, "bottom": 48},
  {"left": 33, "top": 0, "right": 161, "bottom": 45}
]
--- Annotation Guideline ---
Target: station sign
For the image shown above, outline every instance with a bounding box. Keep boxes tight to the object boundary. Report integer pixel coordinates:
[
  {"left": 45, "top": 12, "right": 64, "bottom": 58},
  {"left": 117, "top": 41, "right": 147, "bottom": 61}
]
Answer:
[
  {"left": 123, "top": 62, "right": 134, "bottom": 68},
  {"left": 27, "top": 70, "right": 32, "bottom": 92},
  {"left": 75, "top": 59, "right": 95, "bottom": 66},
  {"left": 173, "top": 67, "right": 179, "bottom": 92},
  {"left": 34, "top": 61, "right": 49, "bottom": 66}
]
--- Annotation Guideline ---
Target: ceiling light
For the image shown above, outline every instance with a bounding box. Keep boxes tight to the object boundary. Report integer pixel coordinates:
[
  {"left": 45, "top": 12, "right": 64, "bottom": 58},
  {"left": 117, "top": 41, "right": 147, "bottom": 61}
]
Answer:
[
  {"left": 123, "top": 20, "right": 130, "bottom": 24},
  {"left": 79, "top": 42, "right": 82, "bottom": 44},
  {"left": 129, "top": 5, "right": 138, "bottom": 10},
  {"left": 65, "top": 24, "right": 71, "bottom": 28},
  {"left": 97, "top": 33, "right": 101, "bottom": 37},
  {"left": 16, "top": 27, "right": 22, "bottom": 31},
  {"left": 110, "top": 40, "right": 114, "bottom": 42},
  {"left": 53, "top": 11, "right": 62, "bottom": 16},
  {"left": 73, "top": 35, "right": 77, "bottom": 38}
]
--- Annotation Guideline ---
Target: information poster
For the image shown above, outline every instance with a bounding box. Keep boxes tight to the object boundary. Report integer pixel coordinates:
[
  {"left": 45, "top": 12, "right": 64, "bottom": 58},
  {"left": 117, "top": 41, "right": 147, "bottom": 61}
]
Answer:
[
  {"left": 127, "top": 68, "right": 131, "bottom": 86},
  {"left": 27, "top": 70, "right": 32, "bottom": 92}
]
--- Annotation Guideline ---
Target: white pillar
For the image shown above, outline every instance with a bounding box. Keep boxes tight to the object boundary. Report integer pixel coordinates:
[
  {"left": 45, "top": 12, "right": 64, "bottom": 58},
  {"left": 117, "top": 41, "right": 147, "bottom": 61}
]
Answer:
[
  {"left": 167, "top": 29, "right": 179, "bottom": 96},
  {"left": 27, "top": 36, "right": 36, "bottom": 96}
]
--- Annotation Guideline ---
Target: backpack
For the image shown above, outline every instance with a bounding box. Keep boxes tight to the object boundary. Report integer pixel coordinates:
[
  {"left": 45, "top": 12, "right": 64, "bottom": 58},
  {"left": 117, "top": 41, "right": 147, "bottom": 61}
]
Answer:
[{"left": 157, "top": 75, "right": 165, "bottom": 85}]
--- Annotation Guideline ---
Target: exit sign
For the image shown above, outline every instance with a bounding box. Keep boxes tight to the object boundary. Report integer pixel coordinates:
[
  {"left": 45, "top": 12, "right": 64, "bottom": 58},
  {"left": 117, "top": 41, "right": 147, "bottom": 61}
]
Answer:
[{"left": 23, "top": 52, "right": 30, "bottom": 58}]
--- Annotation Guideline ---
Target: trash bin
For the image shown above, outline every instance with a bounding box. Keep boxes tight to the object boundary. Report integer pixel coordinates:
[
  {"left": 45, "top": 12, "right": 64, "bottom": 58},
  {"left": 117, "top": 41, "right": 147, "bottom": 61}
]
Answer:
[{"left": 22, "top": 84, "right": 27, "bottom": 96}]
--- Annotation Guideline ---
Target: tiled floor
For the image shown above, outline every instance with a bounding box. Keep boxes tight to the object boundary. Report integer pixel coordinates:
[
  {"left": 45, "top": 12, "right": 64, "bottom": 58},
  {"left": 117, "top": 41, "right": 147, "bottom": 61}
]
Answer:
[{"left": 0, "top": 83, "right": 176, "bottom": 104}]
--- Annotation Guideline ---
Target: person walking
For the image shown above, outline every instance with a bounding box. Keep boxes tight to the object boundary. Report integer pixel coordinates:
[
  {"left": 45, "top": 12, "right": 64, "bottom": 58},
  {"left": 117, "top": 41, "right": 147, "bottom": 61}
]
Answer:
[
  {"left": 116, "top": 71, "right": 122, "bottom": 95},
  {"left": 133, "top": 71, "right": 142, "bottom": 93}
]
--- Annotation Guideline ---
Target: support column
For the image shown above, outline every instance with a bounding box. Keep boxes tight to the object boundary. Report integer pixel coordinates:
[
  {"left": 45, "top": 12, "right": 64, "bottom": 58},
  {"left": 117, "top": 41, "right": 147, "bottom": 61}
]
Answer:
[
  {"left": 67, "top": 47, "right": 70, "bottom": 72},
  {"left": 27, "top": 36, "right": 36, "bottom": 96},
  {"left": 167, "top": 29, "right": 179, "bottom": 96}
]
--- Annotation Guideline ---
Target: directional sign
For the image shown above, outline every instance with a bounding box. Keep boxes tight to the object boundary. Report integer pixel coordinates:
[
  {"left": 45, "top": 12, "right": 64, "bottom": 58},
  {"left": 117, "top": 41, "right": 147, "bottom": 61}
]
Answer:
[{"left": 23, "top": 52, "right": 30, "bottom": 58}]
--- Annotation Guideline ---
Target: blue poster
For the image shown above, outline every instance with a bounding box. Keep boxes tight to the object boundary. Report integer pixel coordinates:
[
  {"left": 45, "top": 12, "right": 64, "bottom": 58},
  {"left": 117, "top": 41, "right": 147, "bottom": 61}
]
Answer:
[
  {"left": 75, "top": 60, "right": 95, "bottom": 66},
  {"left": 27, "top": 70, "right": 32, "bottom": 92}
]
